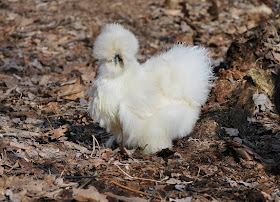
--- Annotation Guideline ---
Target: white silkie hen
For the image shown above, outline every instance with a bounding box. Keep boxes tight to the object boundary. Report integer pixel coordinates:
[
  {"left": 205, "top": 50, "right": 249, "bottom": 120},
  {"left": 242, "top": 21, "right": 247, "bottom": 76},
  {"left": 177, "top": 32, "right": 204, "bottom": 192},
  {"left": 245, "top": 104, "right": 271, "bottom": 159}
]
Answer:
[{"left": 89, "top": 24, "right": 213, "bottom": 153}]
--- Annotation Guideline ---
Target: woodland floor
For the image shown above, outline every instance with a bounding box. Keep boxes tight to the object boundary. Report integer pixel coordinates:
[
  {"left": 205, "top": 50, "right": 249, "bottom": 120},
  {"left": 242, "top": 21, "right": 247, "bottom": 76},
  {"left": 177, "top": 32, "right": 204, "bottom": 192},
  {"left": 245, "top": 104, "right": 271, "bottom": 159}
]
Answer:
[{"left": 0, "top": 0, "right": 280, "bottom": 201}]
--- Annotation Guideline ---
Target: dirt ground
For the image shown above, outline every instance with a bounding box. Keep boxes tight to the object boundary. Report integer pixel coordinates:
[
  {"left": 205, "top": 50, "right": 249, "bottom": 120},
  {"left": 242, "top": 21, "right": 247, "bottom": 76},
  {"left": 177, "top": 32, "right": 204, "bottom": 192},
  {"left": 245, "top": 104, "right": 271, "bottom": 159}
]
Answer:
[{"left": 0, "top": 0, "right": 280, "bottom": 201}]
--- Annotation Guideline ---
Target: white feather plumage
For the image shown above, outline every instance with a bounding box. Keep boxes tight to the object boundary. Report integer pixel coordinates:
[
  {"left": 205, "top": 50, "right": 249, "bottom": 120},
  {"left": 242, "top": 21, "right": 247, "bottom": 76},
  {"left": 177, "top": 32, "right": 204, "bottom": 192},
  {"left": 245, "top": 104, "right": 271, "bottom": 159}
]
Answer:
[{"left": 89, "top": 24, "right": 213, "bottom": 153}]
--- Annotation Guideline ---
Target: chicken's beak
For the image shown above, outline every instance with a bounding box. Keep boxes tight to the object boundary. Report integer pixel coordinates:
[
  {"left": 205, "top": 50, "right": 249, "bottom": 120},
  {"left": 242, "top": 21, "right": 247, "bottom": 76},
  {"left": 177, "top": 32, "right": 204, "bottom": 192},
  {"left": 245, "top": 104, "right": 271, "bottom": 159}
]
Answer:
[{"left": 114, "top": 54, "right": 122, "bottom": 63}]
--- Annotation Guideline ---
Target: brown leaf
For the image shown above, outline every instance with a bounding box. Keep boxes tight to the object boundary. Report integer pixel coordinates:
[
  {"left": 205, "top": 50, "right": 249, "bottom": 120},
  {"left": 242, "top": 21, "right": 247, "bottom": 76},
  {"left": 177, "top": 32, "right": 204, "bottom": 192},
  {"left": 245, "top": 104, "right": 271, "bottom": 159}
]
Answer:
[
  {"left": 81, "top": 68, "right": 96, "bottom": 83},
  {"left": 73, "top": 186, "right": 108, "bottom": 202},
  {"left": 41, "top": 102, "right": 61, "bottom": 113},
  {"left": 211, "top": 80, "right": 235, "bottom": 103},
  {"left": 58, "top": 76, "right": 87, "bottom": 100},
  {"left": 4, "top": 128, "right": 41, "bottom": 139},
  {"left": 104, "top": 192, "right": 146, "bottom": 202},
  {"left": 9, "top": 111, "right": 38, "bottom": 119},
  {"left": 63, "top": 141, "right": 91, "bottom": 154},
  {"left": 234, "top": 148, "right": 253, "bottom": 161},
  {"left": 49, "top": 125, "right": 68, "bottom": 140},
  {"left": 7, "top": 176, "right": 47, "bottom": 194},
  {"left": 38, "top": 54, "right": 55, "bottom": 66},
  {"left": 19, "top": 17, "right": 34, "bottom": 27},
  {"left": 100, "top": 149, "right": 113, "bottom": 160},
  {"left": 64, "top": 91, "right": 85, "bottom": 100},
  {"left": 272, "top": 51, "right": 280, "bottom": 62},
  {"left": 89, "top": 158, "right": 105, "bottom": 168},
  {"left": 0, "top": 166, "right": 4, "bottom": 175},
  {"left": 3, "top": 76, "right": 18, "bottom": 89},
  {"left": 39, "top": 74, "right": 59, "bottom": 85}
]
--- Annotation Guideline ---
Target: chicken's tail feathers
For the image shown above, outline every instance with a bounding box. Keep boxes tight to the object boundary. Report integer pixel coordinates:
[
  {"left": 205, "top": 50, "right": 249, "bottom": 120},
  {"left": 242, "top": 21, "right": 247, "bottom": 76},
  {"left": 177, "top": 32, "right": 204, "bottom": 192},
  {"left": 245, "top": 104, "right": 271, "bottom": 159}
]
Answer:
[
  {"left": 143, "top": 44, "right": 215, "bottom": 107},
  {"left": 177, "top": 45, "right": 215, "bottom": 105}
]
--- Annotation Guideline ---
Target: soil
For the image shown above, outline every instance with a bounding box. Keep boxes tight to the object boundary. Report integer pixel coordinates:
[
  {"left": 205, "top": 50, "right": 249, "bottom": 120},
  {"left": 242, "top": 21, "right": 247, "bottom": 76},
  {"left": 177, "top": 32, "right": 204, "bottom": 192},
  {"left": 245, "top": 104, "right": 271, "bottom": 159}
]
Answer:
[{"left": 0, "top": 0, "right": 280, "bottom": 201}]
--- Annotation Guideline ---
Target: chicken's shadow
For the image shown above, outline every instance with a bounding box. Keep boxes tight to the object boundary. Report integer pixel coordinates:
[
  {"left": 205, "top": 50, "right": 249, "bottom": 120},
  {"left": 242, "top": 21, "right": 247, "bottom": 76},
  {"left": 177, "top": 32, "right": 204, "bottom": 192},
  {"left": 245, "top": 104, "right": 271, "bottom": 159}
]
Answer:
[
  {"left": 40, "top": 114, "right": 111, "bottom": 148},
  {"left": 203, "top": 106, "right": 280, "bottom": 175}
]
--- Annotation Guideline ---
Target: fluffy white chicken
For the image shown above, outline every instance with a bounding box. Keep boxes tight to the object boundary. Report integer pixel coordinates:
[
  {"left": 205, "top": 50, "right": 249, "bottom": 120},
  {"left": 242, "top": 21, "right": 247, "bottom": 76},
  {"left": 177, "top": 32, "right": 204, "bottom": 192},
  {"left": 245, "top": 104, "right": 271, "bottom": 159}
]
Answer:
[{"left": 89, "top": 24, "right": 213, "bottom": 153}]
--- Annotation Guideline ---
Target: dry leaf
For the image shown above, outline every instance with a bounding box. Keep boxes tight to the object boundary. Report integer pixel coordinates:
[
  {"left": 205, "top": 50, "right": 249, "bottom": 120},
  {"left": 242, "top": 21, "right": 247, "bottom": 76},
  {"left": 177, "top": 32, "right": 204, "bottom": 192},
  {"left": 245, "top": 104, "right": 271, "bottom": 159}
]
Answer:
[
  {"left": 49, "top": 125, "right": 68, "bottom": 140},
  {"left": 234, "top": 148, "right": 253, "bottom": 161},
  {"left": 165, "top": 178, "right": 183, "bottom": 184},
  {"left": 0, "top": 166, "right": 4, "bottom": 175},
  {"left": 56, "top": 177, "right": 78, "bottom": 188},
  {"left": 3, "top": 76, "right": 18, "bottom": 89},
  {"left": 25, "top": 118, "right": 43, "bottom": 124},
  {"left": 4, "top": 128, "right": 41, "bottom": 139},
  {"left": 272, "top": 51, "right": 280, "bottom": 62},
  {"left": 73, "top": 186, "right": 108, "bottom": 202},
  {"left": 90, "top": 158, "right": 105, "bottom": 168},
  {"left": 222, "top": 127, "right": 239, "bottom": 137},
  {"left": 19, "top": 17, "right": 34, "bottom": 27},
  {"left": 63, "top": 141, "right": 91, "bottom": 154},
  {"left": 39, "top": 75, "right": 56, "bottom": 85},
  {"left": 100, "top": 149, "right": 113, "bottom": 160},
  {"left": 104, "top": 192, "right": 146, "bottom": 202},
  {"left": 58, "top": 76, "right": 87, "bottom": 100}
]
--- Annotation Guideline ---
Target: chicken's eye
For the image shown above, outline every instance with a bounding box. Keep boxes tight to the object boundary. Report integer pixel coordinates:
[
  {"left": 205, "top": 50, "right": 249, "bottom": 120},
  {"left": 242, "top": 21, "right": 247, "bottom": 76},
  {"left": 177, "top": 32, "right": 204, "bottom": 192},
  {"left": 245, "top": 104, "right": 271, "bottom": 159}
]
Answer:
[{"left": 114, "top": 55, "right": 122, "bottom": 63}]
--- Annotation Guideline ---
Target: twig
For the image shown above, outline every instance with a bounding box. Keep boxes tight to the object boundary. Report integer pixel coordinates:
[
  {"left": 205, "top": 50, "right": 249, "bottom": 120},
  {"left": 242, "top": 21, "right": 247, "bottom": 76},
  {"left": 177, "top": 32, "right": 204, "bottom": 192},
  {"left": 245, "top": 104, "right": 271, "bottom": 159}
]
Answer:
[
  {"left": 115, "top": 163, "right": 134, "bottom": 178},
  {"left": 112, "top": 181, "right": 160, "bottom": 199},
  {"left": 79, "top": 178, "right": 94, "bottom": 189},
  {"left": 197, "top": 167, "right": 201, "bottom": 178},
  {"left": 59, "top": 168, "right": 66, "bottom": 178},
  {"left": 59, "top": 175, "right": 96, "bottom": 179},
  {"left": 114, "top": 163, "right": 169, "bottom": 184},
  {"left": 7, "top": 160, "right": 19, "bottom": 172},
  {"left": 58, "top": 36, "right": 90, "bottom": 46},
  {"left": 195, "top": 167, "right": 201, "bottom": 182},
  {"left": 90, "top": 135, "right": 96, "bottom": 157},
  {"left": 90, "top": 135, "right": 101, "bottom": 157},
  {"left": 93, "top": 134, "right": 101, "bottom": 152},
  {"left": 47, "top": 117, "right": 54, "bottom": 130}
]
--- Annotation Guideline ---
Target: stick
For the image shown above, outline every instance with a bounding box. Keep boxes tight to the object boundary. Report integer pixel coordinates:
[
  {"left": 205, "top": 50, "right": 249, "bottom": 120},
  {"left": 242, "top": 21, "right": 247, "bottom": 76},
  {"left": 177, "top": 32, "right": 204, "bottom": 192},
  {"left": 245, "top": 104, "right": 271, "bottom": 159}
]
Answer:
[
  {"left": 90, "top": 135, "right": 96, "bottom": 157},
  {"left": 112, "top": 181, "right": 160, "bottom": 199},
  {"left": 114, "top": 163, "right": 193, "bottom": 185},
  {"left": 7, "top": 160, "right": 19, "bottom": 172},
  {"left": 114, "top": 163, "right": 167, "bottom": 184},
  {"left": 90, "top": 135, "right": 101, "bottom": 157},
  {"left": 47, "top": 117, "right": 54, "bottom": 130}
]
